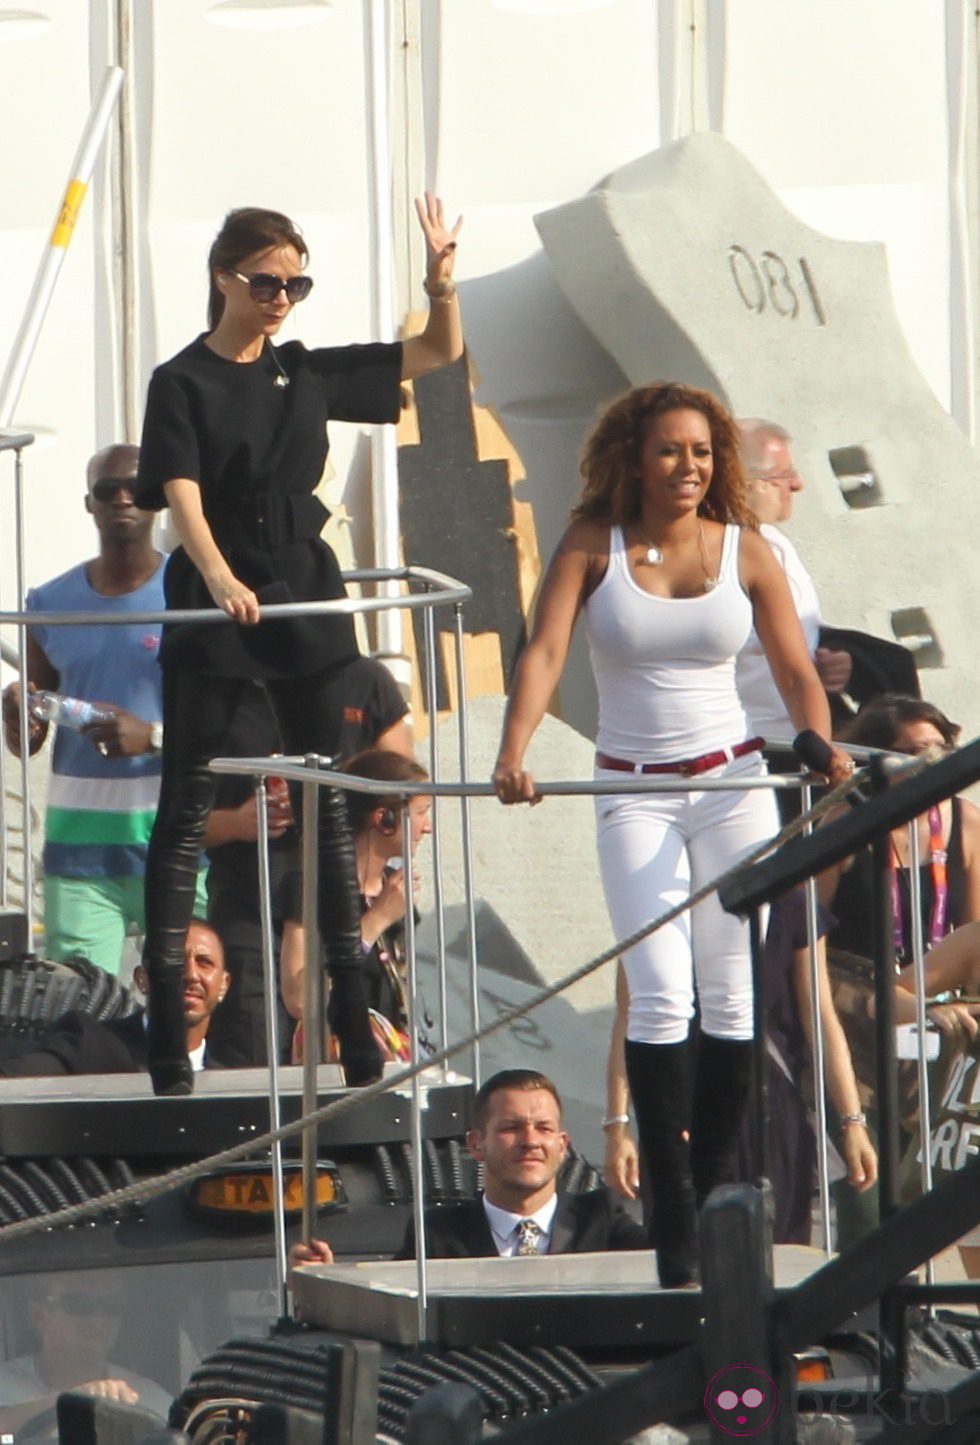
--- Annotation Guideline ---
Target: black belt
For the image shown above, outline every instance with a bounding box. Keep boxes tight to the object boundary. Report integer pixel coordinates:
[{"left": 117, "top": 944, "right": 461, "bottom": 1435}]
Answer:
[{"left": 211, "top": 492, "right": 329, "bottom": 549}]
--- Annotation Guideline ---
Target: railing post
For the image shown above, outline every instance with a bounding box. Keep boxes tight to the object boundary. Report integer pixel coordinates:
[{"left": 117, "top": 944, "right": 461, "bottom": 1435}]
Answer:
[
  {"left": 750, "top": 906, "right": 769, "bottom": 1185},
  {"left": 300, "top": 752, "right": 322, "bottom": 1242},
  {"left": 701, "top": 1182, "right": 795, "bottom": 1444},
  {"left": 255, "top": 773, "right": 289, "bottom": 1316},
  {"left": 870, "top": 753, "right": 900, "bottom": 1220},
  {"left": 403, "top": 798, "right": 430, "bottom": 1343}
]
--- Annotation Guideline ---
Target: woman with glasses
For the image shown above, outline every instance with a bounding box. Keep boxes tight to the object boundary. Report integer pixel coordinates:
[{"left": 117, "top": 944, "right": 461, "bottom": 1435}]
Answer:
[
  {"left": 819, "top": 695, "right": 980, "bottom": 962},
  {"left": 133, "top": 198, "right": 462, "bottom": 1096}
]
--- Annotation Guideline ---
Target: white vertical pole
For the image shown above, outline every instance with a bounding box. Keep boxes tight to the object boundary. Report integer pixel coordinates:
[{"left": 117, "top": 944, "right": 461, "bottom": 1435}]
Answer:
[
  {"left": 0, "top": 67, "right": 124, "bottom": 427},
  {"left": 113, "top": 1, "right": 140, "bottom": 443},
  {"left": 364, "top": 0, "right": 404, "bottom": 667},
  {"left": 944, "top": 0, "right": 975, "bottom": 440}
]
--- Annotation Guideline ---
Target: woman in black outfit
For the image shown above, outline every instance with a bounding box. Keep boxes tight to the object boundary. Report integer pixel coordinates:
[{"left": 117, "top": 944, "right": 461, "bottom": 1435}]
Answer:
[{"left": 134, "top": 196, "right": 462, "bottom": 1094}]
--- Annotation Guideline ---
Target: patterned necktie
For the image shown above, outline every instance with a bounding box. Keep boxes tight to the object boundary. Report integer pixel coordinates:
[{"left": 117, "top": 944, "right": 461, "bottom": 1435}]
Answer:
[{"left": 515, "top": 1218, "right": 541, "bottom": 1256}]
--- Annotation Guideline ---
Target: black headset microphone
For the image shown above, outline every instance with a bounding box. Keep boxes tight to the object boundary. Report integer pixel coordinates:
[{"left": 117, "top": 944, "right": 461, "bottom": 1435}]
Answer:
[{"left": 792, "top": 730, "right": 868, "bottom": 808}]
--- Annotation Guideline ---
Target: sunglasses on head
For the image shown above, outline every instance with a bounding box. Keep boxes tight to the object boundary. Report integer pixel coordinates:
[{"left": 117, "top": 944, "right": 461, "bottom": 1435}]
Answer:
[
  {"left": 44, "top": 1291, "right": 125, "bottom": 1317},
  {"left": 231, "top": 271, "right": 314, "bottom": 304},
  {"left": 90, "top": 478, "right": 135, "bottom": 503}
]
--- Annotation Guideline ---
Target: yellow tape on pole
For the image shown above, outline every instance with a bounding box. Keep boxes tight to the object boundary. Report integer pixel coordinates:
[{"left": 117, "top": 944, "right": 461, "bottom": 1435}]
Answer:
[{"left": 50, "top": 178, "right": 88, "bottom": 248}]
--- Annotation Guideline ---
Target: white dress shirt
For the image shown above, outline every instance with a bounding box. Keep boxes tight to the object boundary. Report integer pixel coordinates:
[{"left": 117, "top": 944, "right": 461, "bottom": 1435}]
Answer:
[
  {"left": 736, "top": 523, "right": 822, "bottom": 741},
  {"left": 482, "top": 1193, "right": 559, "bottom": 1256}
]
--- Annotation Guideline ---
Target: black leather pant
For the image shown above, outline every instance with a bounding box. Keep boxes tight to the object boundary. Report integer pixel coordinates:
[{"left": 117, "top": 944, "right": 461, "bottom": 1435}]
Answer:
[{"left": 143, "top": 662, "right": 350, "bottom": 1087}]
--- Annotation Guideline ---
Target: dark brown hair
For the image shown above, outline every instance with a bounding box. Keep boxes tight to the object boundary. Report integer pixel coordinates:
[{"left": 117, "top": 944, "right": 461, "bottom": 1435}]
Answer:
[
  {"left": 207, "top": 207, "right": 308, "bottom": 328},
  {"left": 471, "top": 1069, "right": 563, "bottom": 1131},
  {"left": 341, "top": 749, "right": 429, "bottom": 835},
  {"left": 839, "top": 694, "right": 960, "bottom": 752},
  {"left": 573, "top": 381, "right": 756, "bottom": 528}
]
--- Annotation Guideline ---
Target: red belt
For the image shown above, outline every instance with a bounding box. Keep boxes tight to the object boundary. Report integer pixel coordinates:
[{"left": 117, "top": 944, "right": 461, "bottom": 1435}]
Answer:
[{"left": 595, "top": 737, "right": 765, "bottom": 778}]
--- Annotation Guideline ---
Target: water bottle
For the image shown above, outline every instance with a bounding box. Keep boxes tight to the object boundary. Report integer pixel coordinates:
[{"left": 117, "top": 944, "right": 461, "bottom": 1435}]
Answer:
[{"left": 28, "top": 691, "right": 113, "bottom": 730}]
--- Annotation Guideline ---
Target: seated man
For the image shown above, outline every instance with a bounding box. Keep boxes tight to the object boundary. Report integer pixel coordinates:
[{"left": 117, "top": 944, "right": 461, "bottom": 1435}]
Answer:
[
  {"left": 0, "top": 1268, "right": 171, "bottom": 1441},
  {"left": 291, "top": 1068, "right": 645, "bottom": 1277},
  {"left": 0, "top": 920, "right": 229, "bottom": 1076}
]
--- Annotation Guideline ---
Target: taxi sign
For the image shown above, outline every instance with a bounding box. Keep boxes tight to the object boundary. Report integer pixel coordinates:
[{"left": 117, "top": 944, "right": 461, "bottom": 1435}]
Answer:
[{"left": 187, "top": 1161, "right": 346, "bottom": 1226}]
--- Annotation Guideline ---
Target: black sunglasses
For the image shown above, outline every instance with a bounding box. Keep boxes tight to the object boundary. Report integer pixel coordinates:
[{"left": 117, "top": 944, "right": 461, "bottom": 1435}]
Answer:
[
  {"left": 90, "top": 478, "right": 136, "bottom": 503},
  {"left": 231, "top": 271, "right": 314, "bottom": 304}
]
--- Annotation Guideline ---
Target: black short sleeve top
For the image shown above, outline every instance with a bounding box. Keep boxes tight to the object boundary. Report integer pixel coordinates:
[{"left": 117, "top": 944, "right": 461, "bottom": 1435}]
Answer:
[{"left": 134, "top": 336, "right": 403, "bottom": 678}]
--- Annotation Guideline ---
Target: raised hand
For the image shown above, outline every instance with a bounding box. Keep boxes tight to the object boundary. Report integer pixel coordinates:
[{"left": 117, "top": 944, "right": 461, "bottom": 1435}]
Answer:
[{"left": 415, "top": 191, "right": 462, "bottom": 289}]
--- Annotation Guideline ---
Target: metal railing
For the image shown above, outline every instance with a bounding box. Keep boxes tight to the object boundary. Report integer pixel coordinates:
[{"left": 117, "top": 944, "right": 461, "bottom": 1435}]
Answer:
[{"left": 208, "top": 744, "right": 930, "bottom": 1346}]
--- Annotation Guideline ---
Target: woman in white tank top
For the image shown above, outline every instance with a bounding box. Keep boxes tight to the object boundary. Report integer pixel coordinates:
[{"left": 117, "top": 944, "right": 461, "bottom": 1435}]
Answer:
[{"left": 494, "top": 383, "right": 853, "bottom": 1287}]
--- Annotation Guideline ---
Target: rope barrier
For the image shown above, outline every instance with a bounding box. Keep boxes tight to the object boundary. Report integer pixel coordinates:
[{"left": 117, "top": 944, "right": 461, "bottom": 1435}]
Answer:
[{"left": 0, "top": 764, "right": 877, "bottom": 1245}]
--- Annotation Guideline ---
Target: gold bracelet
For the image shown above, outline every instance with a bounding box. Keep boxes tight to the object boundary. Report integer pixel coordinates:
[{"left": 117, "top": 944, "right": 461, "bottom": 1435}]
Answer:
[{"left": 423, "top": 276, "right": 457, "bottom": 301}]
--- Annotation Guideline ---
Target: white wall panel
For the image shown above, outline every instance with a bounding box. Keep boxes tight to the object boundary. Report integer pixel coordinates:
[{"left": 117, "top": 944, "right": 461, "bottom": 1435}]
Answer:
[
  {"left": 723, "top": 0, "right": 953, "bottom": 407},
  {"left": 142, "top": 0, "right": 379, "bottom": 515}
]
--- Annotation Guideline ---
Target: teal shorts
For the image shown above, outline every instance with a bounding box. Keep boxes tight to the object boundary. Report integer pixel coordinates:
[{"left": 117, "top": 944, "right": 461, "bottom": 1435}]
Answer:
[{"left": 44, "top": 871, "right": 208, "bottom": 977}]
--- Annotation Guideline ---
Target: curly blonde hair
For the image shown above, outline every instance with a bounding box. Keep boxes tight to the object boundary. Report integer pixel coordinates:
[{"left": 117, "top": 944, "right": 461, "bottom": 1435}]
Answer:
[{"left": 573, "top": 382, "right": 757, "bottom": 529}]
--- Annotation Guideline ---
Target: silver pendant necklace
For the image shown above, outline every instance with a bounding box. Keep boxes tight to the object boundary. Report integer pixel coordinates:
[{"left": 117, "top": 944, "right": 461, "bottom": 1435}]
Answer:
[
  {"left": 267, "top": 342, "right": 290, "bottom": 389},
  {"left": 637, "top": 526, "right": 664, "bottom": 566},
  {"left": 697, "top": 521, "right": 721, "bottom": 591},
  {"left": 636, "top": 520, "right": 720, "bottom": 591}
]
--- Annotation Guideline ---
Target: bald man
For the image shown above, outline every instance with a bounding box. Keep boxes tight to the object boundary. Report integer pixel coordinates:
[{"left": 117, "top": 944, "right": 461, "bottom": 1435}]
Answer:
[
  {"left": 0, "top": 920, "right": 231, "bottom": 1076},
  {"left": 1, "top": 445, "right": 186, "bottom": 974}
]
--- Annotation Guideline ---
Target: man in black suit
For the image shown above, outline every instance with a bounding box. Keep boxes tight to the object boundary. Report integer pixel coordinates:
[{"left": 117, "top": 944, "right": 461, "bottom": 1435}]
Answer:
[
  {"left": 0, "top": 920, "right": 230, "bottom": 1077},
  {"left": 291, "top": 1068, "right": 645, "bottom": 1272}
]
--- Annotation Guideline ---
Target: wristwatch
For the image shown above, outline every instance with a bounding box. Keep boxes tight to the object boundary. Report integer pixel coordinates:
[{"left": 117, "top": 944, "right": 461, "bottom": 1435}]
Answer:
[{"left": 149, "top": 722, "right": 164, "bottom": 753}]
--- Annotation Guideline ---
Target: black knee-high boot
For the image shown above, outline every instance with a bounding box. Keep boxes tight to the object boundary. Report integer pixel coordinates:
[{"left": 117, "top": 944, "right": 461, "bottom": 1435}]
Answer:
[
  {"left": 690, "top": 1033, "right": 754, "bottom": 1207},
  {"left": 143, "top": 667, "right": 228, "bottom": 1096},
  {"left": 317, "top": 785, "right": 383, "bottom": 1087},
  {"left": 144, "top": 791, "right": 212, "bottom": 1098},
  {"left": 624, "top": 1036, "right": 697, "bottom": 1288}
]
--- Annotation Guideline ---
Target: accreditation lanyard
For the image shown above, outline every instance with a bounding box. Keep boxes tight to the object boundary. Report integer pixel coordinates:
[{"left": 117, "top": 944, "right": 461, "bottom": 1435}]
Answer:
[{"left": 890, "top": 805, "right": 948, "bottom": 959}]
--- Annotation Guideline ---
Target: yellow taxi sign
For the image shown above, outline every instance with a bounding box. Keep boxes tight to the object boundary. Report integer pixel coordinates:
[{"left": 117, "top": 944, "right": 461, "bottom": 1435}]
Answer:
[{"left": 187, "top": 1162, "right": 346, "bottom": 1224}]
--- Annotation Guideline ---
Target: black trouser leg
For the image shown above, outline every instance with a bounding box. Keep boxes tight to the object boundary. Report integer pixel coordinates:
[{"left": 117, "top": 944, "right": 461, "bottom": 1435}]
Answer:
[
  {"left": 624, "top": 1036, "right": 697, "bottom": 1287},
  {"left": 143, "top": 669, "right": 246, "bottom": 1095},
  {"left": 690, "top": 1032, "right": 755, "bottom": 1207},
  {"left": 268, "top": 664, "right": 382, "bottom": 1086}
]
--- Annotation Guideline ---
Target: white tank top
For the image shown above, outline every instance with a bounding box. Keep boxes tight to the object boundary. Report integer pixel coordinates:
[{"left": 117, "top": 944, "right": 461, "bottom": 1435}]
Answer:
[{"left": 585, "top": 523, "right": 754, "bottom": 763}]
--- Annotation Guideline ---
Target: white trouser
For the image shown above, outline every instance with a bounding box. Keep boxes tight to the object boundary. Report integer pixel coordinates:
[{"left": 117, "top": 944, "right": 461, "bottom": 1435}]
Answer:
[{"left": 595, "top": 750, "right": 778, "bottom": 1044}]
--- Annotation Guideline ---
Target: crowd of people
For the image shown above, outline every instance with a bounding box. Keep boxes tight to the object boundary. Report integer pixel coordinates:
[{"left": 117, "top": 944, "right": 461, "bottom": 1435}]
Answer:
[{"left": 2, "top": 191, "right": 978, "bottom": 1326}]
